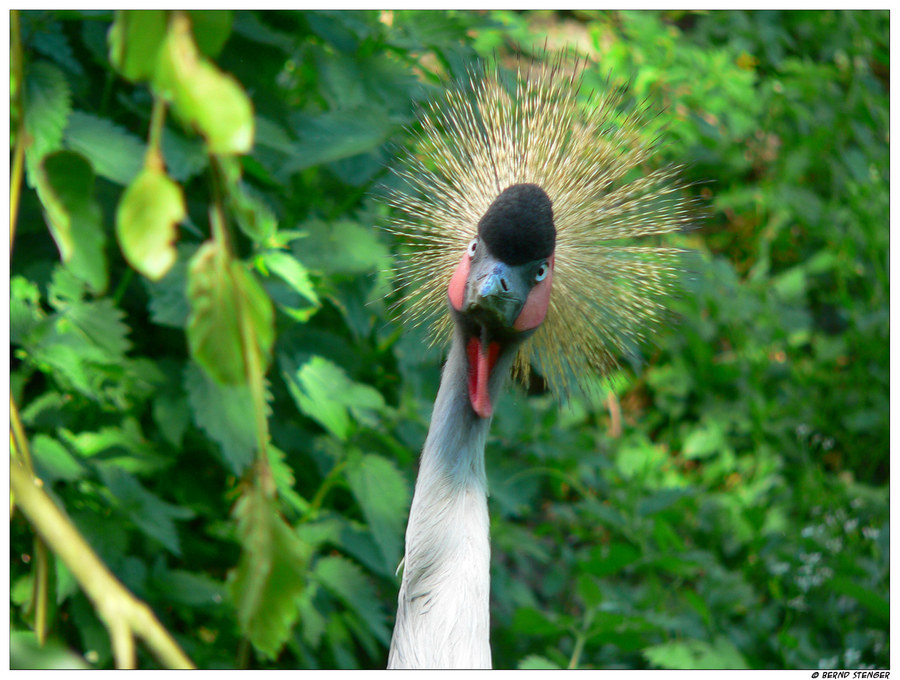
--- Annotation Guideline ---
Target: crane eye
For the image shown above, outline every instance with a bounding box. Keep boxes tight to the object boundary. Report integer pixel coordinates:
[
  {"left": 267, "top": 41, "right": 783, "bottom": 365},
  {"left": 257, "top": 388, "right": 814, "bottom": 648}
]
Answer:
[
  {"left": 535, "top": 262, "right": 549, "bottom": 282},
  {"left": 467, "top": 239, "right": 478, "bottom": 258}
]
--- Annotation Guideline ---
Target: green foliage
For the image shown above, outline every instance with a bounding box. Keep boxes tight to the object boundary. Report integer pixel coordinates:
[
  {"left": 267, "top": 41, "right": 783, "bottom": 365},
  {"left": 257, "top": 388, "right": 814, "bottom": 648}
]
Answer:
[{"left": 10, "top": 8, "right": 887, "bottom": 671}]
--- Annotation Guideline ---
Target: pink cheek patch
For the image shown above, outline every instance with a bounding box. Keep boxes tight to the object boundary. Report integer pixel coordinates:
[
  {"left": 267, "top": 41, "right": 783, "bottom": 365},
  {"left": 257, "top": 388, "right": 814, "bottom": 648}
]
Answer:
[
  {"left": 514, "top": 260, "right": 554, "bottom": 331},
  {"left": 448, "top": 252, "right": 470, "bottom": 311}
]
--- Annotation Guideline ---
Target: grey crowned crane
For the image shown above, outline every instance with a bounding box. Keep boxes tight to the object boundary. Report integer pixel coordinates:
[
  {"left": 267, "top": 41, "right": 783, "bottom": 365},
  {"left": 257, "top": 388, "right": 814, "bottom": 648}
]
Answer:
[{"left": 385, "top": 52, "right": 692, "bottom": 669}]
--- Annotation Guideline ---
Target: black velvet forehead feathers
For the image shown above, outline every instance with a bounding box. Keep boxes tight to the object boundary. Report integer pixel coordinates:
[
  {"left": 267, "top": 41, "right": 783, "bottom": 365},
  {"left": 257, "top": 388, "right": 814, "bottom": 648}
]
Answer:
[{"left": 476, "top": 183, "right": 555, "bottom": 265}]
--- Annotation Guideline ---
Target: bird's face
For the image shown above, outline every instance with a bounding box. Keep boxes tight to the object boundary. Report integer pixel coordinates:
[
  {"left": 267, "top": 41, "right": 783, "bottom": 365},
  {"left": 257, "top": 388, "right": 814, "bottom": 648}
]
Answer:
[{"left": 447, "top": 183, "right": 556, "bottom": 419}]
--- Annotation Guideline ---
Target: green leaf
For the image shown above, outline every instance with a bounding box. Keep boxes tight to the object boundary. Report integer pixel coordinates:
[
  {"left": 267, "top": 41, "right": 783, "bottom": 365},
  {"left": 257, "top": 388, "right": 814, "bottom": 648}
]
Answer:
[
  {"left": 116, "top": 165, "right": 185, "bottom": 280},
  {"left": 183, "top": 363, "right": 257, "bottom": 474},
  {"left": 281, "top": 108, "right": 393, "bottom": 175},
  {"left": 63, "top": 298, "right": 132, "bottom": 359},
  {"left": 583, "top": 542, "right": 640, "bottom": 578},
  {"left": 31, "top": 435, "right": 84, "bottom": 482},
  {"left": 29, "top": 18, "right": 84, "bottom": 77},
  {"left": 228, "top": 481, "right": 310, "bottom": 660},
  {"left": 61, "top": 419, "right": 169, "bottom": 475},
  {"left": 23, "top": 61, "right": 71, "bottom": 187},
  {"left": 829, "top": 576, "right": 889, "bottom": 623},
  {"left": 643, "top": 636, "right": 749, "bottom": 670},
  {"left": 151, "top": 374, "right": 190, "bottom": 448},
  {"left": 295, "top": 218, "right": 391, "bottom": 276},
  {"left": 34, "top": 151, "right": 107, "bottom": 293},
  {"left": 107, "top": 10, "right": 168, "bottom": 82},
  {"left": 10, "top": 276, "right": 46, "bottom": 345},
  {"left": 186, "top": 241, "right": 275, "bottom": 385},
  {"left": 160, "top": 126, "right": 208, "bottom": 182},
  {"left": 637, "top": 488, "right": 692, "bottom": 517},
  {"left": 518, "top": 654, "right": 562, "bottom": 670},
  {"left": 297, "top": 585, "right": 327, "bottom": 648},
  {"left": 313, "top": 555, "right": 389, "bottom": 645},
  {"left": 260, "top": 252, "right": 317, "bottom": 303},
  {"left": 226, "top": 175, "right": 277, "bottom": 242},
  {"left": 155, "top": 13, "right": 254, "bottom": 154},
  {"left": 281, "top": 355, "right": 384, "bottom": 440},
  {"left": 187, "top": 10, "right": 234, "bottom": 58},
  {"left": 682, "top": 420, "right": 726, "bottom": 460},
  {"left": 267, "top": 445, "right": 310, "bottom": 517},
  {"left": 344, "top": 452, "right": 409, "bottom": 572},
  {"left": 144, "top": 244, "right": 196, "bottom": 329},
  {"left": 11, "top": 631, "right": 90, "bottom": 670},
  {"left": 64, "top": 111, "right": 145, "bottom": 186},
  {"left": 151, "top": 566, "right": 226, "bottom": 608},
  {"left": 256, "top": 250, "right": 320, "bottom": 321},
  {"left": 97, "top": 466, "right": 194, "bottom": 555}
]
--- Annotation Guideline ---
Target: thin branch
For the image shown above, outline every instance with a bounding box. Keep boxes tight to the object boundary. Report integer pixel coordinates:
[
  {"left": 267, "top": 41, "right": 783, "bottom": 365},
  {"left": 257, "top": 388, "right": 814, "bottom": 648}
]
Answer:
[
  {"left": 10, "top": 391, "right": 34, "bottom": 472},
  {"left": 567, "top": 607, "right": 594, "bottom": 670},
  {"left": 9, "top": 9, "right": 27, "bottom": 256},
  {"left": 33, "top": 537, "right": 50, "bottom": 645},
  {"left": 10, "top": 460, "right": 195, "bottom": 669}
]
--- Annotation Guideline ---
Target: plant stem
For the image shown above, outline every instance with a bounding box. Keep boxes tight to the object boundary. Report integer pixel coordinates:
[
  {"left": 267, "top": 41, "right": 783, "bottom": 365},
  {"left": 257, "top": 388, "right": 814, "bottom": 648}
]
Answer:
[
  {"left": 9, "top": 9, "right": 27, "bottom": 256},
  {"left": 145, "top": 96, "right": 168, "bottom": 171},
  {"left": 33, "top": 537, "right": 50, "bottom": 645},
  {"left": 10, "top": 391, "right": 33, "bottom": 472},
  {"left": 567, "top": 608, "right": 594, "bottom": 670},
  {"left": 10, "top": 460, "right": 195, "bottom": 669},
  {"left": 305, "top": 459, "right": 348, "bottom": 520}
]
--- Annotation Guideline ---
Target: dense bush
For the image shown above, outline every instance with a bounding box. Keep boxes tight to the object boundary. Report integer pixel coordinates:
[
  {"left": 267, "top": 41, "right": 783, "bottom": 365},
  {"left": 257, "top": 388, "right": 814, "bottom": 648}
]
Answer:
[{"left": 10, "top": 10, "right": 888, "bottom": 669}]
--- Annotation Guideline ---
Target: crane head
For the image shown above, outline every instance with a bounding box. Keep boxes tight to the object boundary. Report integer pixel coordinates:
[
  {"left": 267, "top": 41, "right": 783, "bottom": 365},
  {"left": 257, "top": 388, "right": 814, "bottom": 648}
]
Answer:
[
  {"left": 387, "top": 51, "right": 693, "bottom": 407},
  {"left": 447, "top": 184, "right": 555, "bottom": 418}
]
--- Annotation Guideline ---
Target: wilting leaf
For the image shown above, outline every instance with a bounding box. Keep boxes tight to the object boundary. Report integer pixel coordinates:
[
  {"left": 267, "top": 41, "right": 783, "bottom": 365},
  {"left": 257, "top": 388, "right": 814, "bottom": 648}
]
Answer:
[
  {"left": 155, "top": 12, "right": 254, "bottom": 154},
  {"left": 228, "top": 480, "right": 310, "bottom": 659},
  {"left": 186, "top": 241, "right": 274, "bottom": 385},
  {"left": 116, "top": 164, "right": 185, "bottom": 280}
]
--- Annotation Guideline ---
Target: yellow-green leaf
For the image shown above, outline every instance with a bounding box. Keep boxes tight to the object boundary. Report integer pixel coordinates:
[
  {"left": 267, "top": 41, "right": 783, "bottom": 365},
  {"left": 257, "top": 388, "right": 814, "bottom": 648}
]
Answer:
[
  {"left": 155, "top": 12, "right": 254, "bottom": 154},
  {"left": 116, "top": 166, "right": 185, "bottom": 280}
]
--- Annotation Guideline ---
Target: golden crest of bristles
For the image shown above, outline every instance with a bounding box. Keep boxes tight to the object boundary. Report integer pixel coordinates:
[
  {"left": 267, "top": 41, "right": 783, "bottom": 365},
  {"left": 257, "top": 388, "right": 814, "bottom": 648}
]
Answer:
[{"left": 386, "top": 51, "right": 692, "bottom": 399}]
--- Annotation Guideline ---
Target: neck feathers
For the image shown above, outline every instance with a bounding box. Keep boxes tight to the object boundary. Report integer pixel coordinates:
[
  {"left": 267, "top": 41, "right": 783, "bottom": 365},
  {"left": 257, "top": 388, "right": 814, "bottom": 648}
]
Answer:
[{"left": 388, "top": 329, "right": 513, "bottom": 669}]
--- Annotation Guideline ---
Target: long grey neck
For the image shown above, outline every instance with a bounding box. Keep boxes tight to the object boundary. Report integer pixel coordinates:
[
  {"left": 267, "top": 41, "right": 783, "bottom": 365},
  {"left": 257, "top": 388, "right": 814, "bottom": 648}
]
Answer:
[{"left": 388, "top": 327, "right": 514, "bottom": 669}]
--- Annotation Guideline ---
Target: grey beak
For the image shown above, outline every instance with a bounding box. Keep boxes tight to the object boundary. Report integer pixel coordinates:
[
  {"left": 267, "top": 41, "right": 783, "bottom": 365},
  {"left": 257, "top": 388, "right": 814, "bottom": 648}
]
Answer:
[{"left": 464, "top": 258, "right": 526, "bottom": 329}]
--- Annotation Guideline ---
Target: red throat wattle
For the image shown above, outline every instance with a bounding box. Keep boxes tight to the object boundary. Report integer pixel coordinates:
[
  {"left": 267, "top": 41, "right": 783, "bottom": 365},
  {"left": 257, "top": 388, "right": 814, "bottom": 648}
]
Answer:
[{"left": 466, "top": 337, "right": 500, "bottom": 419}]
